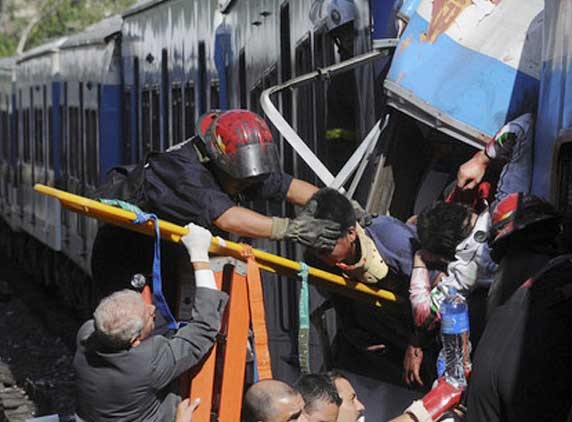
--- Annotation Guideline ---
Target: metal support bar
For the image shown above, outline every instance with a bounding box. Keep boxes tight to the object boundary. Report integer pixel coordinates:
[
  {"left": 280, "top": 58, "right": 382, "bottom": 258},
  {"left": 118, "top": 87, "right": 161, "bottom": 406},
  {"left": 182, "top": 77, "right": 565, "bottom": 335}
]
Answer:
[{"left": 260, "top": 39, "right": 399, "bottom": 187}]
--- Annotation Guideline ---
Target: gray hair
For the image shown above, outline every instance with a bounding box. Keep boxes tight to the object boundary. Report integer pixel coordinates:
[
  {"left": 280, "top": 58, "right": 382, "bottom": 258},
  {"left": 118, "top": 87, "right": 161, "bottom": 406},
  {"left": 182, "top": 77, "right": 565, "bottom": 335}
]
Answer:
[{"left": 93, "top": 289, "right": 146, "bottom": 348}]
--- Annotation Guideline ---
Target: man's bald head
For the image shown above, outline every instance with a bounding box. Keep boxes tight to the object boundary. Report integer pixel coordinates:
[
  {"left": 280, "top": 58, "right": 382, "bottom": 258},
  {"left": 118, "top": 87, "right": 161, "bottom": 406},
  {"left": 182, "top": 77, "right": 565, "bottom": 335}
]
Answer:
[{"left": 243, "top": 379, "right": 306, "bottom": 422}]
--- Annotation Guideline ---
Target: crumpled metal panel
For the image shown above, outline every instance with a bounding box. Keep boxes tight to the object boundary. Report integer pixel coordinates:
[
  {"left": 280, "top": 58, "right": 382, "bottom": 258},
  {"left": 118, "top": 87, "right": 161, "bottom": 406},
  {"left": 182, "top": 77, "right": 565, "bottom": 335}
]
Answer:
[{"left": 385, "top": 0, "right": 543, "bottom": 147}]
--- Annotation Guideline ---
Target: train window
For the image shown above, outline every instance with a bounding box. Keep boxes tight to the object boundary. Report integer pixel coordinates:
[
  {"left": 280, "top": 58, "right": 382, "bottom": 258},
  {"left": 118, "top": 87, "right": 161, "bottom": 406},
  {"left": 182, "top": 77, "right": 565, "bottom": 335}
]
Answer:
[
  {"left": 133, "top": 57, "right": 140, "bottom": 162},
  {"left": 313, "top": 27, "right": 336, "bottom": 165},
  {"left": 151, "top": 87, "right": 160, "bottom": 151},
  {"left": 0, "top": 107, "right": 6, "bottom": 160},
  {"left": 48, "top": 106, "right": 53, "bottom": 169},
  {"left": 210, "top": 80, "right": 220, "bottom": 110},
  {"left": 141, "top": 88, "right": 151, "bottom": 156},
  {"left": 34, "top": 107, "right": 43, "bottom": 166},
  {"left": 61, "top": 83, "right": 68, "bottom": 179},
  {"left": 250, "top": 82, "right": 262, "bottom": 115},
  {"left": 69, "top": 106, "right": 80, "bottom": 178},
  {"left": 85, "top": 108, "right": 98, "bottom": 186},
  {"left": 294, "top": 36, "right": 316, "bottom": 184},
  {"left": 184, "top": 81, "right": 195, "bottom": 139},
  {"left": 198, "top": 41, "right": 207, "bottom": 115},
  {"left": 239, "top": 49, "right": 247, "bottom": 109},
  {"left": 23, "top": 109, "right": 30, "bottom": 163},
  {"left": 123, "top": 89, "right": 132, "bottom": 163},
  {"left": 171, "top": 84, "right": 183, "bottom": 145},
  {"left": 161, "top": 49, "right": 170, "bottom": 148},
  {"left": 280, "top": 3, "right": 293, "bottom": 177},
  {"left": 263, "top": 67, "right": 279, "bottom": 141}
]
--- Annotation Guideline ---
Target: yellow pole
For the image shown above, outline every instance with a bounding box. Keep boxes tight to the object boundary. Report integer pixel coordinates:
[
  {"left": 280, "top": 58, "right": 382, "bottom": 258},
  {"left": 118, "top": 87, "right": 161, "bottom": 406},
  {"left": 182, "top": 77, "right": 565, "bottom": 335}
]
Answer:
[{"left": 34, "top": 184, "right": 399, "bottom": 305}]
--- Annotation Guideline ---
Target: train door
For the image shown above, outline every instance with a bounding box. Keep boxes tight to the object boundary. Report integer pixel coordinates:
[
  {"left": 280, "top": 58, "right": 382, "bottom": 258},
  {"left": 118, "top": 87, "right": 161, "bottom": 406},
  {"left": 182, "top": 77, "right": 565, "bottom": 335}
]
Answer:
[{"left": 18, "top": 85, "right": 34, "bottom": 230}]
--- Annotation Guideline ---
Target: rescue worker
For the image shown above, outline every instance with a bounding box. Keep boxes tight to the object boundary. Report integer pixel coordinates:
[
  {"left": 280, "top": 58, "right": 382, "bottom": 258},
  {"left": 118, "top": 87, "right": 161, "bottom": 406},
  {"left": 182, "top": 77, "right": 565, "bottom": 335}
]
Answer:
[
  {"left": 302, "top": 187, "right": 439, "bottom": 390},
  {"left": 74, "top": 223, "right": 228, "bottom": 422},
  {"left": 406, "top": 113, "right": 535, "bottom": 385},
  {"left": 90, "top": 109, "right": 340, "bottom": 300},
  {"left": 464, "top": 193, "right": 572, "bottom": 422}
]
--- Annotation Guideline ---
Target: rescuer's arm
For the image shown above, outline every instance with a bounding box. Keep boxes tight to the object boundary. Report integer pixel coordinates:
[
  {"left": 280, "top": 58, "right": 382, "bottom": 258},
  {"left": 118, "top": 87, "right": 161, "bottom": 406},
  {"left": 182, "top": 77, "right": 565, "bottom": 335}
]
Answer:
[
  {"left": 150, "top": 224, "right": 228, "bottom": 389},
  {"left": 286, "top": 178, "right": 319, "bottom": 206},
  {"left": 457, "top": 113, "right": 532, "bottom": 190},
  {"left": 214, "top": 200, "right": 342, "bottom": 250}
]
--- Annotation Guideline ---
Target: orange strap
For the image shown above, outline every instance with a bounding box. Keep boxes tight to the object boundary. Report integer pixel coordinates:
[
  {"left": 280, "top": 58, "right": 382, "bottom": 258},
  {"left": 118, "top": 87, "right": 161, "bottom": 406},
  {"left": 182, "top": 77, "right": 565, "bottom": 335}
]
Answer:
[{"left": 241, "top": 245, "right": 273, "bottom": 380}]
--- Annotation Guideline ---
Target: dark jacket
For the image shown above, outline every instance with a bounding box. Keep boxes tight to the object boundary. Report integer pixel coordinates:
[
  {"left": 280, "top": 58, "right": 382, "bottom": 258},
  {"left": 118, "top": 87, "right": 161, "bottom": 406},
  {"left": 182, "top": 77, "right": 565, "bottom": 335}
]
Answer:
[{"left": 73, "top": 287, "right": 228, "bottom": 422}]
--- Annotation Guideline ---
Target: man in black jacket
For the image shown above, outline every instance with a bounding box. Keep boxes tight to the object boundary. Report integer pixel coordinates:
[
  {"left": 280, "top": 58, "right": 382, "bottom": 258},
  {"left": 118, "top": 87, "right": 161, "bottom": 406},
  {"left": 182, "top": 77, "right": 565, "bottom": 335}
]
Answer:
[{"left": 74, "top": 223, "right": 228, "bottom": 422}]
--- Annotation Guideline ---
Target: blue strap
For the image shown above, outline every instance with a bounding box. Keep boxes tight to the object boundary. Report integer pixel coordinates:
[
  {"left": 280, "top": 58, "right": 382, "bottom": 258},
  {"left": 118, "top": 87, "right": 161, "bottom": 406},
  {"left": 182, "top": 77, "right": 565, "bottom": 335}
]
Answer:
[
  {"left": 297, "top": 262, "right": 310, "bottom": 374},
  {"left": 99, "top": 199, "right": 179, "bottom": 330}
]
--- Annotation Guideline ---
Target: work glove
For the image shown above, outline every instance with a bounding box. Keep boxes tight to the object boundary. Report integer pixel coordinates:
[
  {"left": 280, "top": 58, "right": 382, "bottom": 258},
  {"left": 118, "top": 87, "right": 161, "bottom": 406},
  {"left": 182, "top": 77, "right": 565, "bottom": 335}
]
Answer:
[
  {"left": 404, "top": 377, "right": 464, "bottom": 422},
  {"left": 351, "top": 199, "right": 376, "bottom": 227},
  {"left": 181, "top": 223, "right": 212, "bottom": 263},
  {"left": 270, "top": 199, "right": 342, "bottom": 250}
]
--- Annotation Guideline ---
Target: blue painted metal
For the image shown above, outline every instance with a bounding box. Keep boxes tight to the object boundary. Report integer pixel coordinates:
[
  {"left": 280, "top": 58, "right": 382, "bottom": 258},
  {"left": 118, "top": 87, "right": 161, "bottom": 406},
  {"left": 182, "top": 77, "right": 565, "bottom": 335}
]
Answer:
[
  {"left": 532, "top": 0, "right": 572, "bottom": 198},
  {"left": 384, "top": 0, "right": 543, "bottom": 146},
  {"left": 398, "top": 0, "right": 421, "bottom": 20},
  {"left": 99, "top": 84, "right": 123, "bottom": 185}
]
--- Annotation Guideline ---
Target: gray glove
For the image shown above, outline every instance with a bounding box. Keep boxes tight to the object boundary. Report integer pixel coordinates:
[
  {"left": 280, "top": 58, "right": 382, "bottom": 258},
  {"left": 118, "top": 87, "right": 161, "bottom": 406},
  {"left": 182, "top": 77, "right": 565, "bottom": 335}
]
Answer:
[
  {"left": 351, "top": 199, "right": 376, "bottom": 227},
  {"left": 270, "top": 200, "right": 342, "bottom": 250}
]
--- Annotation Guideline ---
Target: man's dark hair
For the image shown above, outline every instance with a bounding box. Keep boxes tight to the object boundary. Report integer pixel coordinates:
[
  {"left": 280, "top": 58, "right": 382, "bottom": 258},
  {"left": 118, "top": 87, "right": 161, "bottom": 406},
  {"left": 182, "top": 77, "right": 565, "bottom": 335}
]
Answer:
[
  {"left": 309, "top": 188, "right": 356, "bottom": 234},
  {"left": 325, "top": 369, "right": 348, "bottom": 384},
  {"left": 417, "top": 201, "right": 473, "bottom": 261},
  {"left": 296, "top": 373, "right": 342, "bottom": 413}
]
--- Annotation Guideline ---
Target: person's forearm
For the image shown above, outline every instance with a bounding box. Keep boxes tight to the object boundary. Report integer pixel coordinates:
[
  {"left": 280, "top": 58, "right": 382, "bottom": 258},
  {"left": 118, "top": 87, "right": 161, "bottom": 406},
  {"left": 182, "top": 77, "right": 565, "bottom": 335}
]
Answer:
[
  {"left": 214, "top": 206, "right": 274, "bottom": 238},
  {"left": 286, "top": 178, "right": 319, "bottom": 206}
]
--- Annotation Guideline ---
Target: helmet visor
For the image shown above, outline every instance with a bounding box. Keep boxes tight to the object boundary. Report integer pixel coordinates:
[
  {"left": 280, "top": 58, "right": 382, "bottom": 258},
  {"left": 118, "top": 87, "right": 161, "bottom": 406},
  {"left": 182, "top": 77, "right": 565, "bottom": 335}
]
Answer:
[{"left": 226, "top": 141, "right": 280, "bottom": 179}]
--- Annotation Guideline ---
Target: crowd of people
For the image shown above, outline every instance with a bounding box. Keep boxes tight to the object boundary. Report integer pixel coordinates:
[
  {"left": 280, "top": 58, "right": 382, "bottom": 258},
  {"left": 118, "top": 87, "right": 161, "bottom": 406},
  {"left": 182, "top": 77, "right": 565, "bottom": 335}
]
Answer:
[{"left": 73, "top": 109, "right": 572, "bottom": 421}]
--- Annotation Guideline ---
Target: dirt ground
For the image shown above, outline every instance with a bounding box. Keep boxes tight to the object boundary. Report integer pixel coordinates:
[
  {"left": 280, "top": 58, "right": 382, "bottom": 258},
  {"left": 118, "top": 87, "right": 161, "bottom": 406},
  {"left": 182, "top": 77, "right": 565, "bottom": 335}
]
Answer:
[{"left": 0, "top": 256, "right": 80, "bottom": 421}]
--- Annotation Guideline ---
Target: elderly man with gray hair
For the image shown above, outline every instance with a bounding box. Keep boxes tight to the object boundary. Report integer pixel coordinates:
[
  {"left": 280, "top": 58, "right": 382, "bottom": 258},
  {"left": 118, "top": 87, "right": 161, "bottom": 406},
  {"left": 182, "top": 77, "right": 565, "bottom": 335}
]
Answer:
[{"left": 73, "top": 223, "right": 228, "bottom": 422}]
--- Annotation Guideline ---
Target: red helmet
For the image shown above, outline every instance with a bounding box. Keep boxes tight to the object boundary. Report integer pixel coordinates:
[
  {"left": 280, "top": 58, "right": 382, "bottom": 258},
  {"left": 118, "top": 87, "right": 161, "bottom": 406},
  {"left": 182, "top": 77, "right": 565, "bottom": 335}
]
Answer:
[
  {"left": 491, "top": 192, "right": 561, "bottom": 253},
  {"left": 197, "top": 109, "right": 279, "bottom": 180}
]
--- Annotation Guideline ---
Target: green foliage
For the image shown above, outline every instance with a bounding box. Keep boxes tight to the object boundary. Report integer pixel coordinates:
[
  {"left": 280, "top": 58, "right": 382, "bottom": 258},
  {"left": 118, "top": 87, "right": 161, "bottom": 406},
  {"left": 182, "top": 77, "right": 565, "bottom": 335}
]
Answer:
[
  {"left": 7, "top": 0, "right": 136, "bottom": 53},
  {"left": 0, "top": 32, "right": 18, "bottom": 58}
]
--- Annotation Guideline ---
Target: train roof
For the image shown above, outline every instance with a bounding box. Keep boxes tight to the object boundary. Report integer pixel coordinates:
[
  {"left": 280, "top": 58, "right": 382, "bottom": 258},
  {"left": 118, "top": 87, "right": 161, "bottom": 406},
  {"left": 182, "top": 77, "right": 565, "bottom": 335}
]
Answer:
[
  {"left": 17, "top": 37, "right": 68, "bottom": 64},
  {"left": 122, "top": 0, "right": 172, "bottom": 18},
  {"left": 0, "top": 56, "right": 16, "bottom": 70},
  {"left": 60, "top": 15, "right": 122, "bottom": 49}
]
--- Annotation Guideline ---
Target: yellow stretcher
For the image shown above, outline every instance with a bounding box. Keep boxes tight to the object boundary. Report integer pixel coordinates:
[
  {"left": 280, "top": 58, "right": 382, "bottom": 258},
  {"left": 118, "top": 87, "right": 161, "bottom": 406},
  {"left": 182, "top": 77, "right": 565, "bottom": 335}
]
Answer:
[{"left": 34, "top": 184, "right": 399, "bottom": 306}]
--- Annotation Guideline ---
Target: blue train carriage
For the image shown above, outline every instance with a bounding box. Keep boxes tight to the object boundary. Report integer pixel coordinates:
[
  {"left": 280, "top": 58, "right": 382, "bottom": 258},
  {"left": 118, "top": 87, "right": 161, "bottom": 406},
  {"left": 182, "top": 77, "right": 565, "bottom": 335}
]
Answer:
[
  {"left": 15, "top": 37, "right": 68, "bottom": 274},
  {"left": 121, "top": 0, "right": 219, "bottom": 164},
  {"left": 0, "top": 57, "right": 16, "bottom": 231},
  {"left": 55, "top": 16, "right": 123, "bottom": 310},
  {"left": 534, "top": 0, "right": 572, "bottom": 244}
]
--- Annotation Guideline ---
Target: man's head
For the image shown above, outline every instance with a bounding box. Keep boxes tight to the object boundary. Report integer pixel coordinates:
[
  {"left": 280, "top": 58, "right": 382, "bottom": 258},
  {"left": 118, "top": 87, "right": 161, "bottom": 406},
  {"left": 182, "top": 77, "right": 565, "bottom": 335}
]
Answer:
[
  {"left": 417, "top": 201, "right": 474, "bottom": 262},
  {"left": 304, "top": 188, "right": 357, "bottom": 266},
  {"left": 325, "top": 371, "right": 364, "bottom": 422},
  {"left": 93, "top": 289, "right": 156, "bottom": 349},
  {"left": 296, "top": 374, "right": 341, "bottom": 422},
  {"left": 197, "top": 109, "right": 279, "bottom": 193},
  {"left": 243, "top": 379, "right": 307, "bottom": 422}
]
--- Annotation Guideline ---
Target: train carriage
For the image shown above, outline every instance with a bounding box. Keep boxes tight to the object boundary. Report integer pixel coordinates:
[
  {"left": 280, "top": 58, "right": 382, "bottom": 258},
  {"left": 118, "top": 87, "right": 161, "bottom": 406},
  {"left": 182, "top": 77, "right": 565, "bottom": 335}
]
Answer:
[
  {"left": 57, "top": 16, "right": 123, "bottom": 274},
  {"left": 15, "top": 37, "right": 67, "bottom": 274},
  {"left": 0, "top": 57, "right": 16, "bottom": 228}
]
